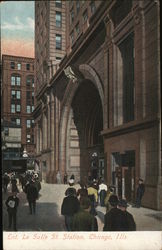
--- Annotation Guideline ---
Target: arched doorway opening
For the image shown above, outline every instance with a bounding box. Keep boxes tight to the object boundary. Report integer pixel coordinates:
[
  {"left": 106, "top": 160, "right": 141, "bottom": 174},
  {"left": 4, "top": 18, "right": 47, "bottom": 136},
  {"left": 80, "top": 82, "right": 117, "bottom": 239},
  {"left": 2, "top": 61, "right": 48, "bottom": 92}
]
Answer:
[{"left": 66, "top": 79, "right": 104, "bottom": 182}]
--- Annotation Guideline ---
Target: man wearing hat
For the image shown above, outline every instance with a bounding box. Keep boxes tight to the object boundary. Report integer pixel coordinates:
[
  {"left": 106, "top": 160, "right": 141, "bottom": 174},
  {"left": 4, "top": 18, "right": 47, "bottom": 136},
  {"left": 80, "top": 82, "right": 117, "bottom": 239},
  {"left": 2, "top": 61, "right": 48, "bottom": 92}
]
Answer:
[
  {"left": 5, "top": 191, "right": 19, "bottom": 231},
  {"left": 61, "top": 188, "right": 80, "bottom": 231},
  {"left": 118, "top": 199, "right": 136, "bottom": 231},
  {"left": 103, "top": 194, "right": 125, "bottom": 231},
  {"left": 72, "top": 197, "right": 98, "bottom": 231},
  {"left": 134, "top": 178, "right": 145, "bottom": 208}
]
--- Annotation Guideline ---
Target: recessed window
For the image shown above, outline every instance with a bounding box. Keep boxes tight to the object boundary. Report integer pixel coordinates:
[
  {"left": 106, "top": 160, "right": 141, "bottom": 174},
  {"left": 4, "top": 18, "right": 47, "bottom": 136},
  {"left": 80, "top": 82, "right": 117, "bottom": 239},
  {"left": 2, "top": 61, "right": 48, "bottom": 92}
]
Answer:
[
  {"left": 11, "top": 76, "right": 21, "bottom": 86},
  {"left": 56, "top": 34, "right": 62, "bottom": 49},
  {"left": 56, "top": 57, "right": 62, "bottom": 62},
  {"left": 90, "top": 1, "right": 96, "bottom": 14},
  {"left": 27, "top": 119, "right": 31, "bottom": 128},
  {"left": 11, "top": 62, "right": 15, "bottom": 69},
  {"left": 32, "top": 78, "right": 34, "bottom": 87},
  {"left": 55, "top": 0, "right": 62, "bottom": 8},
  {"left": 4, "top": 127, "right": 9, "bottom": 136},
  {"left": 11, "top": 118, "right": 21, "bottom": 125},
  {"left": 16, "top": 76, "right": 21, "bottom": 86},
  {"left": 70, "top": 31, "right": 74, "bottom": 45},
  {"left": 32, "top": 106, "right": 34, "bottom": 112},
  {"left": 16, "top": 91, "right": 21, "bottom": 99},
  {"left": 11, "top": 90, "right": 16, "bottom": 99},
  {"left": 11, "top": 76, "right": 16, "bottom": 86},
  {"left": 26, "top": 64, "right": 30, "bottom": 70},
  {"left": 27, "top": 134, "right": 31, "bottom": 143},
  {"left": 26, "top": 105, "right": 31, "bottom": 113},
  {"left": 17, "top": 63, "right": 21, "bottom": 70},
  {"left": 16, "top": 104, "right": 21, "bottom": 112},
  {"left": 11, "top": 104, "right": 15, "bottom": 113},
  {"left": 75, "top": 23, "right": 80, "bottom": 36},
  {"left": 83, "top": 9, "right": 88, "bottom": 23},
  {"left": 70, "top": 8, "right": 74, "bottom": 24},
  {"left": 76, "top": 1, "right": 80, "bottom": 13},
  {"left": 56, "top": 12, "right": 61, "bottom": 27}
]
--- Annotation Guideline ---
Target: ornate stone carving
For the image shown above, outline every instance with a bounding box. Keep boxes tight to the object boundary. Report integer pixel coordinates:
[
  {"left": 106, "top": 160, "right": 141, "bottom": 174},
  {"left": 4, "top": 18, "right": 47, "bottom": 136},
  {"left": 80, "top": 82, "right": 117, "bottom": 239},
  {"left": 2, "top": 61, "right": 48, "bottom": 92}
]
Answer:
[{"left": 64, "top": 66, "right": 77, "bottom": 82}]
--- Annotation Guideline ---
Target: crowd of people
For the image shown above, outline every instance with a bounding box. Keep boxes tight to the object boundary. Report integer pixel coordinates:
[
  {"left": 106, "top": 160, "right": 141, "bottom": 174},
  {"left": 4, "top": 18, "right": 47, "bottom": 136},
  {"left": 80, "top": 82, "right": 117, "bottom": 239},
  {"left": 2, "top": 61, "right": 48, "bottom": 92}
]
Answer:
[
  {"left": 61, "top": 174, "right": 140, "bottom": 231},
  {"left": 3, "top": 170, "right": 41, "bottom": 231},
  {"left": 3, "top": 170, "right": 144, "bottom": 232}
]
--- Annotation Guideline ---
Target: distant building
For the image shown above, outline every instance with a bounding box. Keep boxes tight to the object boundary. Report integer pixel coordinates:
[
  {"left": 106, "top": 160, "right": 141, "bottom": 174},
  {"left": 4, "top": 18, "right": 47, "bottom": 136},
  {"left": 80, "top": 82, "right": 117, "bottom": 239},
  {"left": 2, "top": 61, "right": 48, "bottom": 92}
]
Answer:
[
  {"left": 34, "top": 1, "right": 161, "bottom": 210},
  {"left": 1, "top": 55, "right": 35, "bottom": 157}
]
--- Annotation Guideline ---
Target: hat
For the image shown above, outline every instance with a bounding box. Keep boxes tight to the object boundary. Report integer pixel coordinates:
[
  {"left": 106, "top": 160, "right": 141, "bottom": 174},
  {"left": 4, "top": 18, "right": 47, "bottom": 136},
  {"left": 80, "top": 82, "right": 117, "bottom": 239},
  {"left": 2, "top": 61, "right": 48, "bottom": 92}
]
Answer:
[
  {"left": 69, "top": 179, "right": 74, "bottom": 184},
  {"left": 118, "top": 199, "right": 129, "bottom": 208},
  {"left": 80, "top": 197, "right": 91, "bottom": 209},
  {"left": 108, "top": 195, "right": 119, "bottom": 206}
]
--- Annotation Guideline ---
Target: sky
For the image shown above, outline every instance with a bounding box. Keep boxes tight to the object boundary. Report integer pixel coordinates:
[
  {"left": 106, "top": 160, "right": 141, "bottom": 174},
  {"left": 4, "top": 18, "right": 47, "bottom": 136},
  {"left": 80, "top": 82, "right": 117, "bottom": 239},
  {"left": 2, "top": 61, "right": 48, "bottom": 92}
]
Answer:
[{"left": 1, "top": 1, "right": 34, "bottom": 58}]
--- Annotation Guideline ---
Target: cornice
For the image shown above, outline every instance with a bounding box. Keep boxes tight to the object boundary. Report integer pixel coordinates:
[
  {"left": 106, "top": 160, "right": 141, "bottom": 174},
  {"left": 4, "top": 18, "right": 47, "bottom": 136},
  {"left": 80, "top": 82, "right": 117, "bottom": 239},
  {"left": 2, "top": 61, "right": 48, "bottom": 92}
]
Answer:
[{"left": 101, "top": 117, "right": 160, "bottom": 139}]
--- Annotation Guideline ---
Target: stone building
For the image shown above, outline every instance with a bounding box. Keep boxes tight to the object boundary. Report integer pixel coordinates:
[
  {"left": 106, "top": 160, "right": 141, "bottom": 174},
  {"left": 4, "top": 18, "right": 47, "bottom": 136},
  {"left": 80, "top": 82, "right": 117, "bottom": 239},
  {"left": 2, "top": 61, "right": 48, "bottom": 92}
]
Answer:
[
  {"left": 1, "top": 55, "right": 35, "bottom": 156},
  {"left": 34, "top": 0, "right": 161, "bottom": 209}
]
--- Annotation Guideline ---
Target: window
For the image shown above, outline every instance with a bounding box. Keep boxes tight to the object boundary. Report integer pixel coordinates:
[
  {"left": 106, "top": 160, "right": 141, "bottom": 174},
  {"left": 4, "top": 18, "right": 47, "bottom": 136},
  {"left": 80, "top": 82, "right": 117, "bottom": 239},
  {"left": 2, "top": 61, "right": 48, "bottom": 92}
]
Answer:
[
  {"left": 31, "top": 135, "right": 34, "bottom": 144},
  {"left": 11, "top": 76, "right": 21, "bottom": 86},
  {"left": 17, "top": 63, "right": 21, "bottom": 70},
  {"left": 70, "top": 8, "right": 74, "bottom": 23},
  {"left": 27, "top": 134, "right": 31, "bottom": 143},
  {"left": 16, "top": 76, "right": 21, "bottom": 86},
  {"left": 32, "top": 78, "right": 34, "bottom": 87},
  {"left": 90, "top": 1, "right": 96, "bottom": 14},
  {"left": 11, "top": 104, "right": 15, "bottom": 113},
  {"left": 31, "top": 119, "right": 35, "bottom": 127},
  {"left": 83, "top": 9, "right": 88, "bottom": 23},
  {"left": 27, "top": 120, "right": 31, "bottom": 128},
  {"left": 75, "top": 23, "right": 80, "bottom": 36},
  {"left": 32, "top": 92, "right": 34, "bottom": 105},
  {"left": 32, "top": 106, "right": 34, "bottom": 112},
  {"left": 11, "top": 62, "right": 15, "bottom": 69},
  {"left": 26, "top": 78, "right": 31, "bottom": 86},
  {"left": 26, "top": 91, "right": 31, "bottom": 104},
  {"left": 16, "top": 91, "right": 21, "bottom": 99},
  {"left": 56, "top": 12, "right": 61, "bottom": 27},
  {"left": 11, "top": 118, "right": 21, "bottom": 125},
  {"left": 26, "top": 105, "right": 31, "bottom": 113},
  {"left": 11, "top": 90, "right": 16, "bottom": 99},
  {"left": 56, "top": 34, "right": 62, "bottom": 49},
  {"left": 16, "top": 104, "right": 21, "bottom": 112},
  {"left": 70, "top": 31, "right": 74, "bottom": 45},
  {"left": 11, "top": 76, "right": 15, "bottom": 86},
  {"left": 26, "top": 64, "right": 30, "bottom": 70},
  {"left": 55, "top": 0, "right": 62, "bottom": 8},
  {"left": 56, "top": 57, "right": 62, "bottom": 62},
  {"left": 4, "top": 127, "right": 9, "bottom": 136},
  {"left": 16, "top": 118, "right": 21, "bottom": 125},
  {"left": 76, "top": 1, "right": 80, "bottom": 13},
  {"left": 119, "top": 33, "right": 134, "bottom": 123}
]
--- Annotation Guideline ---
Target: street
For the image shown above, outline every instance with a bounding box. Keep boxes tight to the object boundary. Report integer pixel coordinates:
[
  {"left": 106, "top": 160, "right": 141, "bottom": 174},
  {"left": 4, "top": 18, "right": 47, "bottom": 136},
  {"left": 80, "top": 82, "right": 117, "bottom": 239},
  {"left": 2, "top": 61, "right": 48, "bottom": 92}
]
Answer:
[{"left": 3, "top": 183, "right": 162, "bottom": 231}]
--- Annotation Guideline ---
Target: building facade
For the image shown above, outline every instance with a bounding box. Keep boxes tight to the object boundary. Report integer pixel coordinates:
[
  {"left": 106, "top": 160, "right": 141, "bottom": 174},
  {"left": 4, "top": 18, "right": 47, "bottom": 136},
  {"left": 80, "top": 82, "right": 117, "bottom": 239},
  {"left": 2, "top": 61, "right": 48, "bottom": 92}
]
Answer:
[
  {"left": 34, "top": 0, "right": 161, "bottom": 210},
  {"left": 2, "top": 55, "right": 35, "bottom": 156}
]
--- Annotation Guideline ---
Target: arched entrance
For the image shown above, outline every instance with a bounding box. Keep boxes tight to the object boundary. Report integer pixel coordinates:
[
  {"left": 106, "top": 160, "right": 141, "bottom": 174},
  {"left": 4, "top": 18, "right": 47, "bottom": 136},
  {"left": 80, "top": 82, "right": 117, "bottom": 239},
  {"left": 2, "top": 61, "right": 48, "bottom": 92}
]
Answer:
[{"left": 59, "top": 65, "right": 104, "bottom": 183}]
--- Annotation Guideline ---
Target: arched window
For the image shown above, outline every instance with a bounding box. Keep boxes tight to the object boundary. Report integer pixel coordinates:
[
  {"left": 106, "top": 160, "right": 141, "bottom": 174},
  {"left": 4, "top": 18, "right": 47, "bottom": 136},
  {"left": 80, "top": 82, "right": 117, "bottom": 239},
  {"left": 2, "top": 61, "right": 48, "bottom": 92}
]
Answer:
[
  {"left": 26, "top": 75, "right": 34, "bottom": 87},
  {"left": 11, "top": 74, "right": 21, "bottom": 86}
]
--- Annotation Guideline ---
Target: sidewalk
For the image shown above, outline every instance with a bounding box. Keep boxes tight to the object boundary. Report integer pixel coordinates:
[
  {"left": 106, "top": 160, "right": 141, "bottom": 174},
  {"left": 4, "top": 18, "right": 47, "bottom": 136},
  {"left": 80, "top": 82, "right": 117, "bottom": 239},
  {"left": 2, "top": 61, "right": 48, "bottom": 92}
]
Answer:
[{"left": 3, "top": 182, "right": 162, "bottom": 231}]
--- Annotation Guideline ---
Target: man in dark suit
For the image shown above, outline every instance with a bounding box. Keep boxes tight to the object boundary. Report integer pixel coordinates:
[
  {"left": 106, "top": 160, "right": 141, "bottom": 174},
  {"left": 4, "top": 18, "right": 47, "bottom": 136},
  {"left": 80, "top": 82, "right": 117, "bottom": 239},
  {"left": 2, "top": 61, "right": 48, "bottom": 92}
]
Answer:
[
  {"left": 26, "top": 179, "right": 38, "bottom": 214},
  {"left": 5, "top": 191, "right": 19, "bottom": 231},
  {"left": 61, "top": 188, "right": 80, "bottom": 231},
  {"left": 118, "top": 199, "right": 136, "bottom": 231},
  {"left": 103, "top": 195, "right": 126, "bottom": 231}
]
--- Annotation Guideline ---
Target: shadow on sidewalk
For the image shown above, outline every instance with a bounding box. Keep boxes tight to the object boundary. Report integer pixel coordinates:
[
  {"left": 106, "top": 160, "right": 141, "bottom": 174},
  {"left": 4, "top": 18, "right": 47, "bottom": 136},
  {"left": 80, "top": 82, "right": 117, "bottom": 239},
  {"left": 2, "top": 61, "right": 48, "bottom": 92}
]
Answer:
[{"left": 3, "top": 201, "right": 66, "bottom": 232}]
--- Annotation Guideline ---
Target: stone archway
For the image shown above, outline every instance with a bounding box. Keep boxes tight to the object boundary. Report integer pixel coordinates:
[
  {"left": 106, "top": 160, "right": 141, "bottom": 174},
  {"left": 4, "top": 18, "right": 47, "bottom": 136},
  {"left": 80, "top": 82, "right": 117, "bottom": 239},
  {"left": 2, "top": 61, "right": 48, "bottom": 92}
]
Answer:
[{"left": 59, "top": 64, "right": 104, "bottom": 182}]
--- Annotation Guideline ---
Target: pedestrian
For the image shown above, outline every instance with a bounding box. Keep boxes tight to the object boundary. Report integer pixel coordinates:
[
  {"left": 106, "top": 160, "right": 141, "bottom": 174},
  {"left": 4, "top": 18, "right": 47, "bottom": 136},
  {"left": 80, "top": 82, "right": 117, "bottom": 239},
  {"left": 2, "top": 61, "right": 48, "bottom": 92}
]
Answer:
[
  {"left": 133, "top": 178, "right": 145, "bottom": 208},
  {"left": 63, "top": 172, "right": 68, "bottom": 184},
  {"left": 87, "top": 182, "right": 98, "bottom": 215},
  {"left": 103, "top": 194, "right": 126, "bottom": 231},
  {"left": 65, "top": 179, "right": 77, "bottom": 196},
  {"left": 72, "top": 197, "right": 98, "bottom": 231},
  {"left": 3, "top": 173, "right": 10, "bottom": 193},
  {"left": 26, "top": 179, "right": 39, "bottom": 214},
  {"left": 77, "top": 182, "right": 88, "bottom": 202},
  {"left": 5, "top": 191, "right": 19, "bottom": 231},
  {"left": 104, "top": 186, "right": 114, "bottom": 212},
  {"left": 56, "top": 170, "right": 62, "bottom": 184},
  {"left": 61, "top": 188, "right": 80, "bottom": 231},
  {"left": 11, "top": 176, "right": 19, "bottom": 193},
  {"left": 98, "top": 179, "right": 107, "bottom": 207},
  {"left": 118, "top": 199, "right": 136, "bottom": 231}
]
